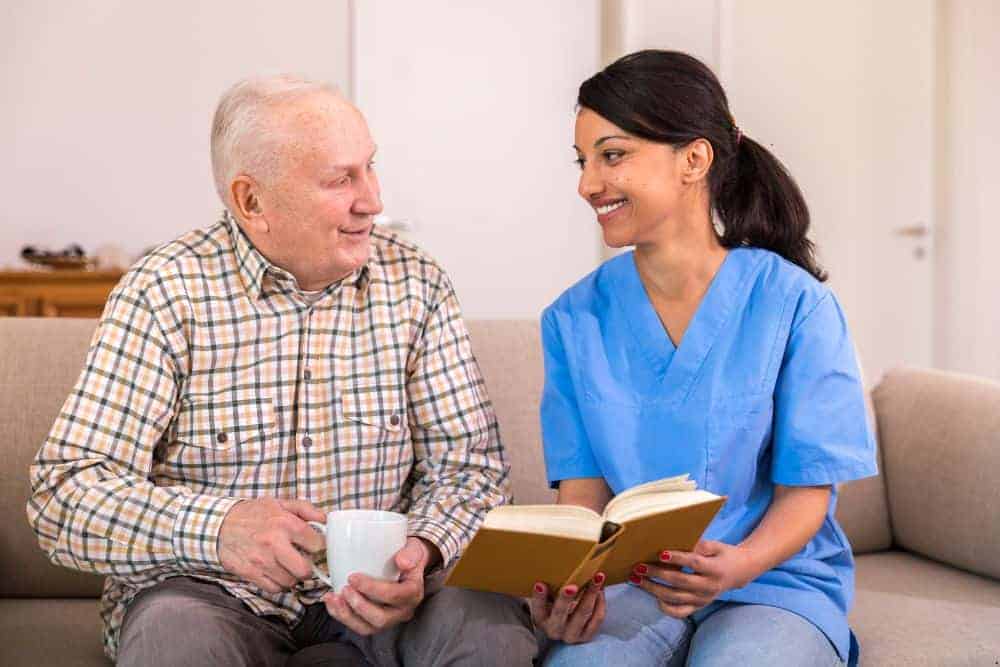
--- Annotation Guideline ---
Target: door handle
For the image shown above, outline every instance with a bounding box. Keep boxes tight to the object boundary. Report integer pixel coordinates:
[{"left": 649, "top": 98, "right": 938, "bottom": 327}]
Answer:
[{"left": 894, "top": 224, "right": 929, "bottom": 238}]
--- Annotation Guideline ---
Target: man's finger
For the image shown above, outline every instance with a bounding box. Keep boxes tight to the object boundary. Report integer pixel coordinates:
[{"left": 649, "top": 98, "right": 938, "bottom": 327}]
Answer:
[
  {"left": 324, "top": 592, "right": 377, "bottom": 636},
  {"left": 288, "top": 517, "right": 326, "bottom": 554},
  {"left": 342, "top": 585, "right": 396, "bottom": 629},
  {"left": 394, "top": 539, "right": 428, "bottom": 573},
  {"left": 274, "top": 540, "right": 314, "bottom": 581},
  {"left": 349, "top": 572, "right": 420, "bottom": 608},
  {"left": 277, "top": 499, "right": 327, "bottom": 523}
]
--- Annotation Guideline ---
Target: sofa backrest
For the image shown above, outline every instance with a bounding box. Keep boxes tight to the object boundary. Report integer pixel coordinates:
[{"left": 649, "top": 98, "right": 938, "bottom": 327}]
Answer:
[
  {"left": 1, "top": 318, "right": 105, "bottom": 598},
  {"left": 1, "top": 317, "right": 893, "bottom": 600},
  {"left": 873, "top": 367, "right": 1000, "bottom": 580}
]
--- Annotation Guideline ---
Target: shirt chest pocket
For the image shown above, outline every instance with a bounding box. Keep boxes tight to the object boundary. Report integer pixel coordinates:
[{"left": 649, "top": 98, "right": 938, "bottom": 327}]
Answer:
[
  {"left": 339, "top": 390, "right": 412, "bottom": 500},
  {"left": 168, "top": 389, "right": 277, "bottom": 490}
]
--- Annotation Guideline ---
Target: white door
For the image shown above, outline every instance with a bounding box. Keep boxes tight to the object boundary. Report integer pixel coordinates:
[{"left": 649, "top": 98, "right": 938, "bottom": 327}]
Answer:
[
  {"left": 611, "top": 0, "right": 935, "bottom": 384},
  {"left": 351, "top": 0, "right": 602, "bottom": 319}
]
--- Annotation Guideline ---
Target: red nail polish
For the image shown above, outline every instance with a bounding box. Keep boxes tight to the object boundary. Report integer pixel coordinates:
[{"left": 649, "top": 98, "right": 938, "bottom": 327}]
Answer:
[
  {"left": 593, "top": 572, "right": 606, "bottom": 585},
  {"left": 628, "top": 574, "right": 642, "bottom": 585},
  {"left": 660, "top": 550, "right": 672, "bottom": 562},
  {"left": 634, "top": 564, "right": 648, "bottom": 575},
  {"left": 564, "top": 586, "right": 578, "bottom": 597},
  {"left": 534, "top": 583, "right": 545, "bottom": 594}
]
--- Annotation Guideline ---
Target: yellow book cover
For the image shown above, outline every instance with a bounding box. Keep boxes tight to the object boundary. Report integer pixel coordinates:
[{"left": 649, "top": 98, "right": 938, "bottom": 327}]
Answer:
[{"left": 446, "top": 474, "right": 725, "bottom": 597}]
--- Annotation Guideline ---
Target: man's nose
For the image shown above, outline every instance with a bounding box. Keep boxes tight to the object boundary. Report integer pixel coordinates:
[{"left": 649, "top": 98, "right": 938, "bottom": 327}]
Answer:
[{"left": 353, "top": 170, "right": 383, "bottom": 215}]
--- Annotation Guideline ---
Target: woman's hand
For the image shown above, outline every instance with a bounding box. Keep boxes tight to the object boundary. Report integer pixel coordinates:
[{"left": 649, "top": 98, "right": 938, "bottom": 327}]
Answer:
[
  {"left": 529, "top": 572, "right": 607, "bottom": 644},
  {"left": 630, "top": 540, "right": 758, "bottom": 618}
]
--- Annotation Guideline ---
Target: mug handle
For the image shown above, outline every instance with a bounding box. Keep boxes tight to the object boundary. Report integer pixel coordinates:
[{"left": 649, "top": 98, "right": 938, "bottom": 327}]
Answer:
[{"left": 307, "top": 521, "right": 333, "bottom": 587}]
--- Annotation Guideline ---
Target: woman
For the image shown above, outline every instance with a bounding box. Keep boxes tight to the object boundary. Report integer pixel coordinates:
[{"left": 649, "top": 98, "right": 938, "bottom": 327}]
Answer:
[{"left": 530, "top": 50, "right": 875, "bottom": 666}]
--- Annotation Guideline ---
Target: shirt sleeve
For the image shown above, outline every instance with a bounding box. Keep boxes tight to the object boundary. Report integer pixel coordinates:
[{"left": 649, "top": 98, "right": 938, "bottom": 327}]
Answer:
[
  {"left": 771, "top": 291, "right": 878, "bottom": 486},
  {"left": 26, "top": 285, "right": 241, "bottom": 576},
  {"left": 540, "top": 307, "right": 602, "bottom": 487},
  {"left": 404, "top": 275, "right": 510, "bottom": 568}
]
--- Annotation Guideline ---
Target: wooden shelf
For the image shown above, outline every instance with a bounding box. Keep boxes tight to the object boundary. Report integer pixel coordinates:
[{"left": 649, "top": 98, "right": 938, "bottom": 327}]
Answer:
[{"left": 0, "top": 269, "right": 124, "bottom": 318}]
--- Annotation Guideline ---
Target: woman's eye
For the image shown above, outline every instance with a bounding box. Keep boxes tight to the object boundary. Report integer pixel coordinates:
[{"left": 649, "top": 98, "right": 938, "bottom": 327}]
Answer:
[
  {"left": 603, "top": 150, "right": 624, "bottom": 164},
  {"left": 573, "top": 157, "right": 585, "bottom": 169}
]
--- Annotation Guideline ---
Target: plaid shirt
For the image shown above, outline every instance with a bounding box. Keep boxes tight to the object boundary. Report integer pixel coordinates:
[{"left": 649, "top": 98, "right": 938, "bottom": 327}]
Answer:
[{"left": 27, "top": 213, "right": 510, "bottom": 660}]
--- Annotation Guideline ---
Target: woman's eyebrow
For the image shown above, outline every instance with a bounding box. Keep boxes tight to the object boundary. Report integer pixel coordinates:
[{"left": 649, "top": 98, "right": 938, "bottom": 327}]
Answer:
[{"left": 594, "top": 135, "right": 631, "bottom": 147}]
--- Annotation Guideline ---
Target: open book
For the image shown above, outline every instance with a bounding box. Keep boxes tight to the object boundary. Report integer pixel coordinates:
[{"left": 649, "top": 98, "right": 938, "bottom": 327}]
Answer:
[{"left": 445, "top": 474, "right": 725, "bottom": 597}]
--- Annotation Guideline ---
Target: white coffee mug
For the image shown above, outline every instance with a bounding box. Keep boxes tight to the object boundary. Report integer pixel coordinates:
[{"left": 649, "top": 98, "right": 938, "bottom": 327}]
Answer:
[{"left": 308, "top": 509, "right": 408, "bottom": 591}]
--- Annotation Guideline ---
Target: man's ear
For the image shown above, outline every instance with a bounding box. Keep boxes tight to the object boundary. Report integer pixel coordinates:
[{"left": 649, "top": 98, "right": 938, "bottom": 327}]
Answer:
[
  {"left": 680, "top": 138, "right": 714, "bottom": 184},
  {"left": 231, "top": 176, "right": 269, "bottom": 233}
]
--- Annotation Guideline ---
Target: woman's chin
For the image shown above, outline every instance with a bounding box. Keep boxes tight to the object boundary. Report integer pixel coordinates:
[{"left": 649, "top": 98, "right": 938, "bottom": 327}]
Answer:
[{"left": 601, "top": 228, "right": 635, "bottom": 249}]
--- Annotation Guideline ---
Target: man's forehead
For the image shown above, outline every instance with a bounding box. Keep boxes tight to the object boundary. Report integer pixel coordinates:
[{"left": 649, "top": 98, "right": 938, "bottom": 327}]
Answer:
[{"left": 274, "top": 94, "right": 375, "bottom": 161}]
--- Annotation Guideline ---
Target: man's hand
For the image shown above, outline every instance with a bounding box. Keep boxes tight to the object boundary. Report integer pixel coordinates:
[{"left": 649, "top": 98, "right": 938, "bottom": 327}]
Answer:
[
  {"left": 322, "top": 536, "right": 436, "bottom": 636},
  {"left": 218, "top": 498, "right": 326, "bottom": 594}
]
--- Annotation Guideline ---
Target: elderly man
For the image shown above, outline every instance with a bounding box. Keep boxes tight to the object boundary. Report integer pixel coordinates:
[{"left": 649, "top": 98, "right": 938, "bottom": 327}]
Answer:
[{"left": 27, "top": 75, "right": 535, "bottom": 666}]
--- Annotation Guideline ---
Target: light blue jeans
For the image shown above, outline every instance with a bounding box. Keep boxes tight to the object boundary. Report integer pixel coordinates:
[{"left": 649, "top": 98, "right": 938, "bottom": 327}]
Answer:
[{"left": 541, "top": 584, "right": 844, "bottom": 666}]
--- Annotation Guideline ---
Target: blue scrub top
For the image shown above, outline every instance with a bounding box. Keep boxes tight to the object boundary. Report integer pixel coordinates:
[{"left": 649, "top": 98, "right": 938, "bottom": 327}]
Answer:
[{"left": 540, "top": 247, "right": 877, "bottom": 664}]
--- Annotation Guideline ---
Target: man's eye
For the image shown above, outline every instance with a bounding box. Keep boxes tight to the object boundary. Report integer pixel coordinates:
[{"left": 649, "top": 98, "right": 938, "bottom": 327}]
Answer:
[
  {"left": 334, "top": 176, "right": 351, "bottom": 186},
  {"left": 367, "top": 160, "right": 376, "bottom": 170}
]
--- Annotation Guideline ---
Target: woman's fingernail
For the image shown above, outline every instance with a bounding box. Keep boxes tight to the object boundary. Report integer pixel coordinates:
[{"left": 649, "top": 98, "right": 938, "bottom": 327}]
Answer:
[
  {"left": 634, "top": 563, "right": 648, "bottom": 575},
  {"left": 564, "top": 586, "right": 578, "bottom": 597},
  {"left": 628, "top": 574, "right": 642, "bottom": 585},
  {"left": 593, "top": 572, "right": 606, "bottom": 585},
  {"left": 660, "top": 550, "right": 672, "bottom": 562},
  {"left": 534, "top": 582, "right": 545, "bottom": 594}
]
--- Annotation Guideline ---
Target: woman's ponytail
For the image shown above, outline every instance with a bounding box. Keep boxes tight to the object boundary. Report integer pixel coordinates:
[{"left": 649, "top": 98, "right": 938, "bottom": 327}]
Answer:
[{"left": 715, "top": 135, "right": 826, "bottom": 281}]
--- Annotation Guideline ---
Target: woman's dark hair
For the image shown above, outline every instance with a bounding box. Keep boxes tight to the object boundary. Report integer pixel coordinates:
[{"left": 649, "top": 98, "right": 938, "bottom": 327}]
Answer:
[{"left": 579, "top": 50, "right": 826, "bottom": 282}]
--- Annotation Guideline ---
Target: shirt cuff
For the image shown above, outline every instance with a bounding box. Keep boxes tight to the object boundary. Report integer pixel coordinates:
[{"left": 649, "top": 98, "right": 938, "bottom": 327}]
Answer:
[
  {"left": 171, "top": 495, "right": 243, "bottom": 572},
  {"left": 408, "top": 516, "right": 462, "bottom": 570}
]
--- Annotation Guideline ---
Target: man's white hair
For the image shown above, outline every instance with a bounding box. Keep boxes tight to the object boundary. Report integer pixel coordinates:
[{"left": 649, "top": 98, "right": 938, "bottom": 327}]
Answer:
[{"left": 210, "top": 74, "right": 341, "bottom": 207}]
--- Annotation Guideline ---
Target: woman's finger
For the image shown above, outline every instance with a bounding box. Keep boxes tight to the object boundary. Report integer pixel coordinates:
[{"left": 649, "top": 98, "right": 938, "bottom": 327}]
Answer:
[
  {"left": 656, "top": 599, "right": 698, "bottom": 619},
  {"left": 528, "top": 582, "right": 552, "bottom": 625},
  {"left": 562, "top": 584, "right": 600, "bottom": 643},
  {"left": 640, "top": 564, "right": 712, "bottom": 595},
  {"left": 547, "top": 584, "right": 580, "bottom": 631},
  {"left": 580, "top": 589, "right": 607, "bottom": 642}
]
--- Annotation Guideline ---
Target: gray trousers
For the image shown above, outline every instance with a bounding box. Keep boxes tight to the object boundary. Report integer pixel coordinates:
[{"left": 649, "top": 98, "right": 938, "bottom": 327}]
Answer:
[{"left": 117, "top": 577, "right": 537, "bottom": 666}]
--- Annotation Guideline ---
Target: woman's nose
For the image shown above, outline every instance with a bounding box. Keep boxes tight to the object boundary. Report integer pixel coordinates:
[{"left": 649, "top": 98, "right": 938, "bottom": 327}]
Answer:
[{"left": 577, "top": 164, "right": 603, "bottom": 200}]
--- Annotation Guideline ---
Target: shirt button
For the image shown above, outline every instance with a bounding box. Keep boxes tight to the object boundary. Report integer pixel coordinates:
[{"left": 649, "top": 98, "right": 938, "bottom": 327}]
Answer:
[
  {"left": 216, "top": 432, "right": 228, "bottom": 444},
  {"left": 302, "top": 436, "right": 313, "bottom": 447},
  {"left": 390, "top": 414, "right": 401, "bottom": 427},
  {"left": 303, "top": 369, "right": 312, "bottom": 381}
]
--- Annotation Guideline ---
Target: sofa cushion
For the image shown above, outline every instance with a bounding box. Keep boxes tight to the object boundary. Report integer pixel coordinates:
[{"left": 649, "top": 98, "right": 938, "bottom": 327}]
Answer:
[
  {"left": 0, "top": 598, "right": 108, "bottom": 666},
  {"left": 873, "top": 367, "right": 1000, "bottom": 579},
  {"left": 467, "top": 321, "right": 556, "bottom": 507},
  {"left": 0, "top": 318, "right": 105, "bottom": 598},
  {"left": 852, "top": 550, "right": 1000, "bottom": 665}
]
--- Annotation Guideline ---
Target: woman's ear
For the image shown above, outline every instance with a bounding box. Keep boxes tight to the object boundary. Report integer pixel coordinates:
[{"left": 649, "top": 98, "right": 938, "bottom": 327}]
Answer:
[
  {"left": 231, "top": 175, "right": 270, "bottom": 233},
  {"left": 681, "top": 138, "right": 714, "bottom": 184}
]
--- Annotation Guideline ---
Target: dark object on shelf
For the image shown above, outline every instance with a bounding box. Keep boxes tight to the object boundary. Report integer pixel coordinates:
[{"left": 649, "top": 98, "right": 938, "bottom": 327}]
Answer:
[{"left": 20, "top": 244, "right": 95, "bottom": 270}]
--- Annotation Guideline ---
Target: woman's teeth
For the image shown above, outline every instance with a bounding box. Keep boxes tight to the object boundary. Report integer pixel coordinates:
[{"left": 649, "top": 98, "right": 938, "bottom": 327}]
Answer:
[{"left": 597, "top": 200, "right": 626, "bottom": 215}]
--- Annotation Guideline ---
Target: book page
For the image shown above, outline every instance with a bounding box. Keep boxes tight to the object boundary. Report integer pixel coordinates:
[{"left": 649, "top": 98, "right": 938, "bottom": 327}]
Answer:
[
  {"left": 605, "top": 490, "right": 722, "bottom": 525},
  {"left": 482, "top": 504, "right": 604, "bottom": 541},
  {"left": 603, "top": 474, "right": 697, "bottom": 519}
]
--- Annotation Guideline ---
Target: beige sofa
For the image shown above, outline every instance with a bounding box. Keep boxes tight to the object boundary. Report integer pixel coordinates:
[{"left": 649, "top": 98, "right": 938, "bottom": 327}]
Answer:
[{"left": 2, "top": 318, "right": 999, "bottom": 665}]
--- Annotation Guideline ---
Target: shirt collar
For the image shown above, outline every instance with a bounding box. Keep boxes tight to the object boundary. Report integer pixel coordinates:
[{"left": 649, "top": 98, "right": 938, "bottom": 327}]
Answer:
[{"left": 223, "top": 210, "right": 372, "bottom": 300}]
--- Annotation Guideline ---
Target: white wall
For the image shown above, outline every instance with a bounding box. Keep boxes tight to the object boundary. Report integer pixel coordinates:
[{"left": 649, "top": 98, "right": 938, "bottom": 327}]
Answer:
[
  {"left": 934, "top": 0, "right": 1000, "bottom": 378},
  {"left": 353, "top": 1, "right": 603, "bottom": 319},
  {"left": 3, "top": 1, "right": 351, "bottom": 267}
]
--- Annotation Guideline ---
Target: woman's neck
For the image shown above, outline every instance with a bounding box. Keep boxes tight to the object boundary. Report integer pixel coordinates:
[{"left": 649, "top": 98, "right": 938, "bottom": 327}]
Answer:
[{"left": 633, "top": 214, "right": 728, "bottom": 303}]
